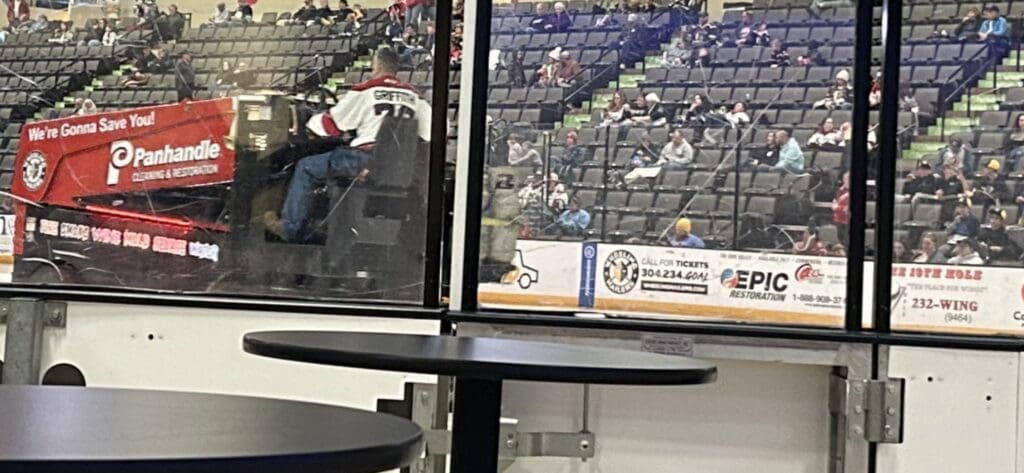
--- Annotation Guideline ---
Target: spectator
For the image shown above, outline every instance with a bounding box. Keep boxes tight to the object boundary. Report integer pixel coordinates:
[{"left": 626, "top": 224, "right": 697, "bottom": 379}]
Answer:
[
  {"left": 868, "top": 71, "right": 882, "bottom": 109},
  {"left": 832, "top": 171, "right": 850, "bottom": 244},
  {"left": 899, "top": 82, "right": 920, "bottom": 135},
  {"left": 554, "top": 51, "right": 581, "bottom": 87},
  {"left": 724, "top": 101, "right": 750, "bottom": 127},
  {"left": 554, "top": 130, "right": 587, "bottom": 177},
  {"left": 517, "top": 174, "right": 544, "bottom": 208},
  {"left": 752, "top": 22, "right": 771, "bottom": 46},
  {"left": 630, "top": 132, "right": 660, "bottom": 168},
  {"left": 935, "top": 137, "right": 975, "bottom": 173},
  {"left": 893, "top": 239, "right": 913, "bottom": 263},
  {"left": 599, "top": 91, "right": 632, "bottom": 128},
  {"left": 548, "top": 174, "right": 568, "bottom": 211},
  {"left": 692, "top": 12, "right": 718, "bottom": 43},
  {"left": 211, "top": 3, "right": 230, "bottom": 24},
  {"left": 746, "top": 131, "right": 778, "bottom": 169},
  {"left": 291, "top": 0, "right": 319, "bottom": 24},
  {"left": 765, "top": 129, "right": 805, "bottom": 174},
  {"left": 121, "top": 68, "right": 150, "bottom": 87},
  {"left": 678, "top": 92, "right": 711, "bottom": 139},
  {"left": 793, "top": 224, "right": 827, "bottom": 256},
  {"left": 81, "top": 18, "right": 105, "bottom": 45},
  {"left": 385, "top": 0, "right": 404, "bottom": 24},
  {"left": 807, "top": 118, "right": 843, "bottom": 150},
  {"left": 340, "top": 12, "right": 362, "bottom": 34},
  {"left": 734, "top": 10, "right": 754, "bottom": 35},
  {"left": 405, "top": 0, "right": 424, "bottom": 26},
  {"left": 528, "top": 3, "right": 552, "bottom": 32},
  {"left": 1016, "top": 179, "right": 1024, "bottom": 223},
  {"left": 157, "top": 4, "right": 187, "bottom": 40},
  {"left": 1004, "top": 113, "right": 1024, "bottom": 170},
  {"left": 507, "top": 134, "right": 541, "bottom": 166},
  {"left": 979, "top": 208, "right": 1021, "bottom": 262},
  {"left": 5, "top": 0, "right": 29, "bottom": 28},
  {"left": 631, "top": 93, "right": 667, "bottom": 126},
  {"left": 174, "top": 53, "right": 196, "bottom": 102},
  {"left": 506, "top": 48, "right": 527, "bottom": 87},
  {"left": 662, "top": 37, "right": 693, "bottom": 68},
  {"left": 350, "top": 3, "right": 365, "bottom": 20},
  {"left": 971, "top": 159, "right": 1010, "bottom": 209},
  {"left": 813, "top": 69, "right": 852, "bottom": 110},
  {"left": 233, "top": 0, "right": 254, "bottom": 23},
  {"left": 978, "top": 5, "right": 1009, "bottom": 59},
  {"left": 555, "top": 197, "right": 591, "bottom": 236},
  {"left": 659, "top": 129, "right": 693, "bottom": 169},
  {"left": 144, "top": 47, "right": 173, "bottom": 73},
  {"left": 954, "top": 7, "right": 981, "bottom": 39},
  {"left": 398, "top": 24, "right": 430, "bottom": 65},
  {"left": 669, "top": 217, "right": 705, "bottom": 248},
  {"left": 797, "top": 40, "right": 827, "bottom": 66},
  {"left": 934, "top": 164, "right": 969, "bottom": 221},
  {"left": 914, "top": 232, "right": 946, "bottom": 264},
  {"left": 548, "top": 2, "right": 572, "bottom": 32},
  {"left": 76, "top": 98, "right": 98, "bottom": 116},
  {"left": 620, "top": 13, "right": 648, "bottom": 69},
  {"left": 27, "top": 14, "right": 49, "bottom": 33},
  {"left": 768, "top": 39, "right": 790, "bottom": 67},
  {"left": 336, "top": 0, "right": 354, "bottom": 20},
  {"left": 691, "top": 46, "right": 711, "bottom": 68},
  {"left": 941, "top": 200, "right": 981, "bottom": 256},
  {"left": 214, "top": 60, "right": 234, "bottom": 96},
  {"left": 903, "top": 160, "right": 939, "bottom": 199},
  {"left": 947, "top": 239, "right": 984, "bottom": 265},
  {"left": 231, "top": 62, "right": 256, "bottom": 88},
  {"left": 48, "top": 21, "right": 73, "bottom": 44}
]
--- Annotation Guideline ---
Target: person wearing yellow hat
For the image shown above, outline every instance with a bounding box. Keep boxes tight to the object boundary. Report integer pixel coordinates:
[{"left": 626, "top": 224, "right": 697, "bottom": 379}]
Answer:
[
  {"left": 668, "top": 217, "right": 705, "bottom": 248},
  {"left": 971, "top": 158, "right": 1011, "bottom": 208}
]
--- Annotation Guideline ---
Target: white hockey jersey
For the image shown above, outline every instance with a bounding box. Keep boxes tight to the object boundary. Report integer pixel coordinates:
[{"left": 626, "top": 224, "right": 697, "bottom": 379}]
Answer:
[{"left": 306, "top": 74, "right": 433, "bottom": 148}]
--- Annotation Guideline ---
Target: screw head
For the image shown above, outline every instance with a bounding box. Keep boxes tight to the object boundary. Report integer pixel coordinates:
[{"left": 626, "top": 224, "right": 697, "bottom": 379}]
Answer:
[
  {"left": 579, "top": 439, "right": 590, "bottom": 451},
  {"left": 853, "top": 426, "right": 864, "bottom": 436},
  {"left": 887, "top": 407, "right": 897, "bottom": 416}
]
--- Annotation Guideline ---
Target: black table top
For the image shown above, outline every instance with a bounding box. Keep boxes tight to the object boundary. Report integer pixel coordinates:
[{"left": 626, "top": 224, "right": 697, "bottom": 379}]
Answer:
[
  {"left": 244, "top": 332, "right": 717, "bottom": 385},
  {"left": 0, "top": 385, "right": 423, "bottom": 473}
]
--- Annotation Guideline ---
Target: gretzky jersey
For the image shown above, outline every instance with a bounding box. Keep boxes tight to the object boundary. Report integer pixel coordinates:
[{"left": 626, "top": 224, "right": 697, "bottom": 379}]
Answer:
[{"left": 307, "top": 75, "right": 432, "bottom": 148}]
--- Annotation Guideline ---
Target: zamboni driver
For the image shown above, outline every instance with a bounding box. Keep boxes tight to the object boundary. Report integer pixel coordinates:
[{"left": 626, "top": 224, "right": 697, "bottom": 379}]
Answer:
[{"left": 264, "top": 47, "right": 432, "bottom": 242}]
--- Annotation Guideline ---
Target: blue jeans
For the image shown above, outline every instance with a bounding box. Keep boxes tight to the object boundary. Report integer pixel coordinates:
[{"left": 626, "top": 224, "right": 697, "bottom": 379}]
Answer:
[{"left": 280, "top": 146, "right": 370, "bottom": 242}]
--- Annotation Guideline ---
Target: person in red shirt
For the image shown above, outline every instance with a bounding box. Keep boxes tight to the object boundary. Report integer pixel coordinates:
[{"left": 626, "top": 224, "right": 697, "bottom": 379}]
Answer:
[
  {"left": 5, "top": 0, "right": 29, "bottom": 27},
  {"left": 832, "top": 170, "right": 850, "bottom": 245}
]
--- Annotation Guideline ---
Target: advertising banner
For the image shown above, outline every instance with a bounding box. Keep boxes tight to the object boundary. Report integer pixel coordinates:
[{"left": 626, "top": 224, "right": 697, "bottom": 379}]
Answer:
[
  {"left": 888, "top": 264, "right": 1024, "bottom": 335},
  {"left": 478, "top": 240, "right": 584, "bottom": 310}
]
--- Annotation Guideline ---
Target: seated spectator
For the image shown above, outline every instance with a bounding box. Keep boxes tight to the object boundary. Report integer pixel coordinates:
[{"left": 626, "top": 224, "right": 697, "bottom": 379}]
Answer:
[
  {"left": 143, "top": 47, "right": 173, "bottom": 73},
  {"left": 947, "top": 238, "right": 984, "bottom": 265},
  {"left": 1005, "top": 113, "right": 1024, "bottom": 170},
  {"left": 214, "top": 60, "right": 234, "bottom": 96},
  {"left": 76, "top": 98, "right": 98, "bottom": 116},
  {"left": 903, "top": 160, "right": 939, "bottom": 199},
  {"left": 340, "top": 12, "right": 362, "bottom": 34},
  {"left": 27, "top": 14, "right": 49, "bottom": 33},
  {"left": 659, "top": 129, "right": 693, "bottom": 169},
  {"left": 829, "top": 243, "right": 847, "bottom": 257},
  {"left": 752, "top": 22, "right": 770, "bottom": 46},
  {"left": 397, "top": 24, "right": 429, "bottom": 65},
  {"left": 231, "top": 62, "right": 256, "bottom": 88},
  {"left": 1016, "top": 179, "right": 1024, "bottom": 223},
  {"left": 555, "top": 197, "right": 591, "bottom": 236},
  {"left": 630, "top": 132, "right": 661, "bottom": 168},
  {"left": 87, "top": 17, "right": 106, "bottom": 42},
  {"left": 288, "top": 0, "right": 319, "bottom": 24},
  {"left": 48, "top": 21, "right": 73, "bottom": 44},
  {"left": 942, "top": 200, "right": 981, "bottom": 256},
  {"left": 979, "top": 5, "right": 1009, "bottom": 59},
  {"left": 724, "top": 101, "right": 750, "bottom": 128},
  {"left": 933, "top": 164, "right": 969, "bottom": 220},
  {"left": 517, "top": 174, "right": 544, "bottom": 209},
  {"left": 793, "top": 224, "right": 827, "bottom": 256},
  {"left": 868, "top": 71, "right": 882, "bottom": 109},
  {"left": 662, "top": 37, "right": 693, "bottom": 68},
  {"left": 631, "top": 93, "right": 667, "bottom": 127},
  {"left": 5, "top": 0, "right": 30, "bottom": 29},
  {"left": 549, "top": 2, "right": 572, "bottom": 32},
  {"left": 232, "top": 0, "right": 254, "bottom": 23},
  {"left": 599, "top": 91, "right": 632, "bottom": 128},
  {"left": 763, "top": 130, "right": 804, "bottom": 174},
  {"left": 548, "top": 178, "right": 569, "bottom": 212},
  {"left": 620, "top": 13, "right": 649, "bottom": 68},
  {"left": 677, "top": 93, "right": 712, "bottom": 140},
  {"left": 979, "top": 208, "right": 1021, "bottom": 262},
  {"left": 211, "top": 3, "right": 231, "bottom": 24},
  {"left": 832, "top": 171, "right": 850, "bottom": 243},
  {"left": 813, "top": 69, "right": 852, "bottom": 110},
  {"left": 893, "top": 239, "right": 913, "bottom": 263},
  {"left": 335, "top": 0, "right": 354, "bottom": 20},
  {"left": 535, "top": 48, "right": 561, "bottom": 87},
  {"left": 554, "top": 51, "right": 581, "bottom": 87},
  {"left": 734, "top": 10, "right": 754, "bottom": 37},
  {"left": 692, "top": 12, "right": 718, "bottom": 44},
  {"left": 914, "top": 232, "right": 947, "bottom": 264},
  {"left": 807, "top": 118, "right": 843, "bottom": 150},
  {"left": 899, "top": 82, "right": 920, "bottom": 135},
  {"left": 768, "top": 39, "right": 789, "bottom": 67},
  {"left": 554, "top": 130, "right": 587, "bottom": 177},
  {"left": 954, "top": 7, "right": 981, "bottom": 40},
  {"left": 505, "top": 47, "right": 527, "bottom": 87},
  {"left": 528, "top": 3, "right": 553, "bottom": 32},
  {"left": 507, "top": 134, "right": 542, "bottom": 166},
  {"left": 935, "top": 137, "right": 976, "bottom": 173},
  {"left": 746, "top": 131, "right": 778, "bottom": 169},
  {"left": 668, "top": 218, "right": 705, "bottom": 248},
  {"left": 971, "top": 159, "right": 1010, "bottom": 208},
  {"left": 121, "top": 69, "right": 150, "bottom": 87},
  {"left": 350, "top": 3, "right": 365, "bottom": 20},
  {"left": 797, "top": 40, "right": 826, "bottom": 66}
]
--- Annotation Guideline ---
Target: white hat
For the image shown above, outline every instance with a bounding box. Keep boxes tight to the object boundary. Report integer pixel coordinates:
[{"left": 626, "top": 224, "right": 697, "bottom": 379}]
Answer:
[
  {"left": 627, "top": 13, "right": 638, "bottom": 22},
  {"left": 836, "top": 69, "right": 850, "bottom": 82},
  {"left": 645, "top": 93, "right": 660, "bottom": 103},
  {"left": 548, "top": 46, "right": 562, "bottom": 61}
]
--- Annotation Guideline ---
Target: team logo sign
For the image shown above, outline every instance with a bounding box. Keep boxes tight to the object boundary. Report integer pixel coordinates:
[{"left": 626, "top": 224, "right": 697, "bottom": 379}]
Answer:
[
  {"left": 21, "top": 151, "right": 47, "bottom": 190},
  {"left": 603, "top": 249, "right": 639, "bottom": 294}
]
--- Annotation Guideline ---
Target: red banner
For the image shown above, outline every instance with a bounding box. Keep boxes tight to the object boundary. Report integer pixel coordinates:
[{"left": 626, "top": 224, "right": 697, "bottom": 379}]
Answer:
[{"left": 12, "top": 99, "right": 236, "bottom": 208}]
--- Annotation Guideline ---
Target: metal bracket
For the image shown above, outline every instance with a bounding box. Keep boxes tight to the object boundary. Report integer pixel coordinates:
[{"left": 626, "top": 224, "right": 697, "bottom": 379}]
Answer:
[
  {"left": 841, "top": 376, "right": 905, "bottom": 444},
  {"left": 0, "top": 300, "right": 66, "bottom": 328}
]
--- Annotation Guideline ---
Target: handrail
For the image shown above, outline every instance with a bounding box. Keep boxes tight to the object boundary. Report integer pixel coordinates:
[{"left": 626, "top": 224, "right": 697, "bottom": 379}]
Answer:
[{"left": 938, "top": 53, "right": 999, "bottom": 140}]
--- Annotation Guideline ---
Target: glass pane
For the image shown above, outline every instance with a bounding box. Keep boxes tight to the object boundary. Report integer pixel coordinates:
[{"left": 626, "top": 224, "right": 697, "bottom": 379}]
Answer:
[
  {"left": 476, "top": 0, "right": 861, "bottom": 326},
  {"left": 5, "top": 4, "right": 443, "bottom": 303},
  {"left": 890, "top": 3, "right": 1023, "bottom": 334}
]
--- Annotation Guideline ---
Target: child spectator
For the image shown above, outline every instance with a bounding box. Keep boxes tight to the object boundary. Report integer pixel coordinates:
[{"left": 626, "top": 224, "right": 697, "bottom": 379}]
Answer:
[{"left": 232, "top": 0, "right": 254, "bottom": 23}]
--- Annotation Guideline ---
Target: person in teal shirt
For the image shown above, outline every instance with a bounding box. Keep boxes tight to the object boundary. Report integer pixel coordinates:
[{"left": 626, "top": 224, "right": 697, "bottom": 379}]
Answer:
[
  {"left": 760, "top": 129, "right": 805, "bottom": 174},
  {"left": 979, "top": 5, "right": 1009, "bottom": 59},
  {"left": 555, "top": 197, "right": 591, "bottom": 236}
]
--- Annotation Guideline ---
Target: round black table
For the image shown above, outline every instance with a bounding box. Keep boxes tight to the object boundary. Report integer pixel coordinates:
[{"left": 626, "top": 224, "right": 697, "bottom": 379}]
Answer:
[
  {"left": 243, "top": 332, "right": 717, "bottom": 473},
  {"left": 0, "top": 385, "right": 423, "bottom": 473}
]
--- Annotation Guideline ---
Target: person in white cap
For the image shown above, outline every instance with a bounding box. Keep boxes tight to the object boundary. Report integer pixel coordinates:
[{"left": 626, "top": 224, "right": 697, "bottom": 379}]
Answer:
[
  {"left": 631, "top": 92, "right": 667, "bottom": 126},
  {"left": 813, "top": 69, "right": 852, "bottom": 109},
  {"left": 535, "top": 47, "right": 562, "bottom": 87}
]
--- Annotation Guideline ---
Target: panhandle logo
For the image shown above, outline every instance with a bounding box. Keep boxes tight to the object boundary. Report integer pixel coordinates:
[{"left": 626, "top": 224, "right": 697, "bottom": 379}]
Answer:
[
  {"left": 107, "top": 139, "right": 222, "bottom": 185},
  {"left": 794, "top": 263, "right": 824, "bottom": 283},
  {"left": 21, "top": 151, "right": 47, "bottom": 190},
  {"left": 603, "top": 249, "right": 639, "bottom": 295}
]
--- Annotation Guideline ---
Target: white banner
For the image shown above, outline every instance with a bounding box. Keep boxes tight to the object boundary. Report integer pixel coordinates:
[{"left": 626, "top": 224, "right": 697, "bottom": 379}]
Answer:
[
  {"left": 888, "top": 264, "right": 1024, "bottom": 335},
  {"left": 478, "top": 240, "right": 585, "bottom": 310}
]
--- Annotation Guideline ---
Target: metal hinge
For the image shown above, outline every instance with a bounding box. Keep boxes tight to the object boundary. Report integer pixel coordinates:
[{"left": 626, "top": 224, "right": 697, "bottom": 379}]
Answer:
[
  {"left": 0, "top": 300, "right": 66, "bottom": 328},
  {"left": 836, "top": 376, "right": 905, "bottom": 444}
]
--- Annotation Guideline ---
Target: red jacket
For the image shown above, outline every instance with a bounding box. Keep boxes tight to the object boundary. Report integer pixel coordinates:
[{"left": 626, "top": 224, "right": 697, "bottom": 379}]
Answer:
[{"left": 6, "top": 0, "right": 29, "bottom": 24}]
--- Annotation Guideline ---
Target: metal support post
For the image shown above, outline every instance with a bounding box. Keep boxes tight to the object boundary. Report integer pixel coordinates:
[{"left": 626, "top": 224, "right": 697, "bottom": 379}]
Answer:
[{"left": 1, "top": 298, "right": 50, "bottom": 384}]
